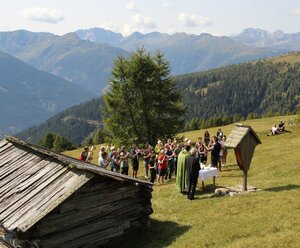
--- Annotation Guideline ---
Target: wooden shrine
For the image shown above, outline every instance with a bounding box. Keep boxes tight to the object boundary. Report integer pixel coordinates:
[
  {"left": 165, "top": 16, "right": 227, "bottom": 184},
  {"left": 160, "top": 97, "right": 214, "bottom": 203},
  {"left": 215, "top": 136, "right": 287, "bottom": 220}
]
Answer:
[{"left": 225, "top": 125, "right": 261, "bottom": 191}]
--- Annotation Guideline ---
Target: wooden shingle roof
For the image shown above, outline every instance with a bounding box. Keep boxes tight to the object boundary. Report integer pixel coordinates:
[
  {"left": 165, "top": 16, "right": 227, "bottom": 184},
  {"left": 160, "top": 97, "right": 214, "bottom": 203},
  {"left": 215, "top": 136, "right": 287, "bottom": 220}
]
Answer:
[
  {"left": 0, "top": 137, "right": 152, "bottom": 233},
  {"left": 225, "top": 124, "right": 262, "bottom": 148}
]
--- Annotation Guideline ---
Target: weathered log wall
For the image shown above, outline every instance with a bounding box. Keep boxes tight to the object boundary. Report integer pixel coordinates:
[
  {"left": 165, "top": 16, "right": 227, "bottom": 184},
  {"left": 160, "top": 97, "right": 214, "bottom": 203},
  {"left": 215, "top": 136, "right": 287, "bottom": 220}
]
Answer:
[
  {"left": 0, "top": 137, "right": 153, "bottom": 248},
  {"left": 28, "top": 177, "right": 153, "bottom": 248}
]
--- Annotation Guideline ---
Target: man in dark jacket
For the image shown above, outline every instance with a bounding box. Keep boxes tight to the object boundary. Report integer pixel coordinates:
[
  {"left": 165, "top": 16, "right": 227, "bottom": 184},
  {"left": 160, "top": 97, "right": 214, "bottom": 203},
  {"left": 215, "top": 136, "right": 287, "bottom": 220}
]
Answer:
[
  {"left": 185, "top": 148, "right": 200, "bottom": 200},
  {"left": 208, "top": 136, "right": 221, "bottom": 169}
]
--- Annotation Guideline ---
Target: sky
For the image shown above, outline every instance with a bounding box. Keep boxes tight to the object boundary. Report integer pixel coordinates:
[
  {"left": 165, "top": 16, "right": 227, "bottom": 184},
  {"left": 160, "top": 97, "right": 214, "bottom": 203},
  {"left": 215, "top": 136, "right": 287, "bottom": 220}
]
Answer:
[{"left": 0, "top": 0, "right": 300, "bottom": 36}]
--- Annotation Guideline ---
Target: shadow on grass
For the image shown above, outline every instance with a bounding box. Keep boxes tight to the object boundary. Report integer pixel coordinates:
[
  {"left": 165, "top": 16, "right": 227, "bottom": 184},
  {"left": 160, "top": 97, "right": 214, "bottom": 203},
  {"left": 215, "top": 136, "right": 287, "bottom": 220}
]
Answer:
[
  {"left": 264, "top": 184, "right": 300, "bottom": 192},
  {"left": 108, "top": 219, "right": 190, "bottom": 248},
  {"left": 221, "top": 168, "right": 240, "bottom": 172},
  {"left": 221, "top": 164, "right": 240, "bottom": 171},
  {"left": 219, "top": 174, "right": 241, "bottom": 177}
]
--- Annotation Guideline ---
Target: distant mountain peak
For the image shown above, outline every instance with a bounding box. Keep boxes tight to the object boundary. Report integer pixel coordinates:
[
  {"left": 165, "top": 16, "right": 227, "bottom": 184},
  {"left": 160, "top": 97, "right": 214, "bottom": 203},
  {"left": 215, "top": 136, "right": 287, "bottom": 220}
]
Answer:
[
  {"left": 75, "top": 27, "right": 123, "bottom": 46},
  {"left": 231, "top": 28, "right": 299, "bottom": 50},
  {"left": 239, "top": 28, "right": 270, "bottom": 39}
]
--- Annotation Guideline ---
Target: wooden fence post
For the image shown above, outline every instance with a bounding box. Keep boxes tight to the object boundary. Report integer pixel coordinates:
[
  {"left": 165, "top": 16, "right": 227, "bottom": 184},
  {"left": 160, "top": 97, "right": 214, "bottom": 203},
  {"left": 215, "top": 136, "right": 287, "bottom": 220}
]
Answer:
[{"left": 243, "top": 170, "right": 248, "bottom": 191}]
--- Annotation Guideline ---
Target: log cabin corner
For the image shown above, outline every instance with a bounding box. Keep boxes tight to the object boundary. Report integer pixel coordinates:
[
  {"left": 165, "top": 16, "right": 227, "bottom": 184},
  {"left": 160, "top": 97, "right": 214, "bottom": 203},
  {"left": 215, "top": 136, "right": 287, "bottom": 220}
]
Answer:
[{"left": 0, "top": 136, "right": 153, "bottom": 248}]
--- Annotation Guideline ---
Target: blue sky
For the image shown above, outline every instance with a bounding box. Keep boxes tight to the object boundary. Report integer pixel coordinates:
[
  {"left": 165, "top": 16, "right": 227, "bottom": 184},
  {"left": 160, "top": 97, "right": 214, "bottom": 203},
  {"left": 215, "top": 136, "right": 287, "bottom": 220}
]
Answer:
[{"left": 0, "top": 0, "right": 299, "bottom": 36}]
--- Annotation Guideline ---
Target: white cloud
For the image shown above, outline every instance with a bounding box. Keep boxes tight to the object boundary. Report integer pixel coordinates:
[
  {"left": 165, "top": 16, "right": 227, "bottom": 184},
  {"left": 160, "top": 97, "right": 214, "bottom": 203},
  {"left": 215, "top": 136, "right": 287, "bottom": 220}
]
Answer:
[
  {"left": 132, "top": 14, "right": 156, "bottom": 29},
  {"left": 291, "top": 8, "right": 300, "bottom": 14},
  {"left": 20, "top": 7, "right": 65, "bottom": 23},
  {"left": 126, "top": 1, "right": 137, "bottom": 11},
  {"left": 163, "top": 3, "right": 171, "bottom": 9},
  {"left": 178, "top": 12, "right": 212, "bottom": 27},
  {"left": 123, "top": 14, "right": 156, "bottom": 36}
]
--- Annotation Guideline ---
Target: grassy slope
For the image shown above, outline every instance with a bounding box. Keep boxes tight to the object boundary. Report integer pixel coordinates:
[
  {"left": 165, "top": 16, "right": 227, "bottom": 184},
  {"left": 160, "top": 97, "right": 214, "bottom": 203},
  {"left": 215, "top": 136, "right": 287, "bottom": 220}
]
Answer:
[
  {"left": 64, "top": 115, "right": 300, "bottom": 248},
  {"left": 266, "top": 51, "right": 300, "bottom": 64}
]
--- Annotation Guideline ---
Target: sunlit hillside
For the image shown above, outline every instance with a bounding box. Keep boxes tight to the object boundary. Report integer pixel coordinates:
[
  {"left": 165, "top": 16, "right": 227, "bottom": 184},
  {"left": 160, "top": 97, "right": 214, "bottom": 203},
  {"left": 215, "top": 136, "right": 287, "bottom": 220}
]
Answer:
[{"left": 65, "top": 115, "right": 300, "bottom": 248}]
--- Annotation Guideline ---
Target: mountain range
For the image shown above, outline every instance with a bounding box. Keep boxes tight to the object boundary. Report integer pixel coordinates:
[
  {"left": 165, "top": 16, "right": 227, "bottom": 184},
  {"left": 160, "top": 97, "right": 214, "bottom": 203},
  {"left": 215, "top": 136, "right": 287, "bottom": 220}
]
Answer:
[
  {"left": 76, "top": 28, "right": 288, "bottom": 75},
  {"left": 17, "top": 52, "right": 300, "bottom": 145},
  {"left": 1, "top": 28, "right": 297, "bottom": 94},
  {"left": 0, "top": 30, "right": 129, "bottom": 93},
  {"left": 1, "top": 27, "right": 300, "bottom": 138},
  {"left": 0, "top": 51, "right": 95, "bottom": 136}
]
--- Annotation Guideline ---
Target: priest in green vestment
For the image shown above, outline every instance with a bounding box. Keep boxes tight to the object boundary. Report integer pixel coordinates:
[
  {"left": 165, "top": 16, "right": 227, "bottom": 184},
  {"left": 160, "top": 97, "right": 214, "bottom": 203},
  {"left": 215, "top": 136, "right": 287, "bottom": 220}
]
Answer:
[{"left": 176, "top": 145, "right": 191, "bottom": 193}]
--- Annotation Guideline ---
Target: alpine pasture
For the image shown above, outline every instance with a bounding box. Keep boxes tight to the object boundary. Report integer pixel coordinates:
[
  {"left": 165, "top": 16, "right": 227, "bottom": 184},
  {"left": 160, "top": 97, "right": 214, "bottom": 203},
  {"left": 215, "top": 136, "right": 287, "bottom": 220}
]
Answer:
[{"left": 64, "top": 115, "right": 300, "bottom": 248}]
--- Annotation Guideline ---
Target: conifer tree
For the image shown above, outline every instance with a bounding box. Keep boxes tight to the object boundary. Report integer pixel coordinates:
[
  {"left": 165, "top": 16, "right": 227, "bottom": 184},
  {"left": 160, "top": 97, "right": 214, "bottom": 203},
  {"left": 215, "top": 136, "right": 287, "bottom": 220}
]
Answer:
[{"left": 103, "top": 48, "right": 185, "bottom": 146}]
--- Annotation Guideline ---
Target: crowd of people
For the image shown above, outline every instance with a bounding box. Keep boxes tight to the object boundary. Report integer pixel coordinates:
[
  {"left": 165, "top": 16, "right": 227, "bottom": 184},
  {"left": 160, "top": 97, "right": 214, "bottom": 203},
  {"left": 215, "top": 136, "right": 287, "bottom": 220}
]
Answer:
[{"left": 79, "top": 128, "right": 228, "bottom": 200}]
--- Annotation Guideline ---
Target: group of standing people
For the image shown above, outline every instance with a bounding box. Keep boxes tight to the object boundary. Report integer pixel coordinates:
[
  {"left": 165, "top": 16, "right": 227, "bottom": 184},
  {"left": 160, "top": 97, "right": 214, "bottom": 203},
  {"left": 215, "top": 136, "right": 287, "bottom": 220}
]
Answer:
[
  {"left": 79, "top": 128, "right": 228, "bottom": 200},
  {"left": 97, "top": 144, "right": 141, "bottom": 178},
  {"left": 176, "top": 128, "right": 227, "bottom": 200}
]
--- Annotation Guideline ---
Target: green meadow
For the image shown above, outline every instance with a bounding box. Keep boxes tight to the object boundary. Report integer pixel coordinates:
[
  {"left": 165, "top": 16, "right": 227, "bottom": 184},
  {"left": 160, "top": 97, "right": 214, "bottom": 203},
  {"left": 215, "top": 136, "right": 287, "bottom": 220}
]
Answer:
[{"left": 64, "top": 115, "right": 300, "bottom": 248}]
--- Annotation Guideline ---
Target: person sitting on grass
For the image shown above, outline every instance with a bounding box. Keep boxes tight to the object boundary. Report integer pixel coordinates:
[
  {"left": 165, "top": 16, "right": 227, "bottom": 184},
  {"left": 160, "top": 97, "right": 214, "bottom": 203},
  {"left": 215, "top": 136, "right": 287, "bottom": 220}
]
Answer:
[
  {"left": 278, "top": 121, "right": 285, "bottom": 133},
  {"left": 271, "top": 124, "right": 279, "bottom": 135}
]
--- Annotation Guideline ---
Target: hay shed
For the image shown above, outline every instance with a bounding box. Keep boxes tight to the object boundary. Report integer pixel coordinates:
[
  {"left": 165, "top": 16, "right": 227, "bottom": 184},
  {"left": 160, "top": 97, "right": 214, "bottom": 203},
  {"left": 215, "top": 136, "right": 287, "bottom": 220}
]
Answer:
[
  {"left": 225, "top": 124, "right": 261, "bottom": 191},
  {"left": 0, "top": 137, "right": 153, "bottom": 248}
]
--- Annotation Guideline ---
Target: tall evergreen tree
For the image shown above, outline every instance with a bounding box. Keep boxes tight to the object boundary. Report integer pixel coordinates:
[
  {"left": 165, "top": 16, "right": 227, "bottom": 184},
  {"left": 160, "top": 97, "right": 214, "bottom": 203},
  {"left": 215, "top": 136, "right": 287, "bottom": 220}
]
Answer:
[
  {"left": 103, "top": 48, "right": 185, "bottom": 146},
  {"left": 39, "top": 132, "right": 55, "bottom": 149},
  {"left": 39, "top": 132, "right": 73, "bottom": 152}
]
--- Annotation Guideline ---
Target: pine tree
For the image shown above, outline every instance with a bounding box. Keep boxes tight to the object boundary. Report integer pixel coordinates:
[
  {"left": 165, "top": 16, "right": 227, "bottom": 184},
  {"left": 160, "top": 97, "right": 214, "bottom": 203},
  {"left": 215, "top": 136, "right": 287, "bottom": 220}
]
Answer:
[
  {"left": 103, "top": 48, "right": 185, "bottom": 146},
  {"left": 39, "top": 132, "right": 55, "bottom": 149},
  {"left": 92, "top": 129, "right": 105, "bottom": 145},
  {"left": 39, "top": 132, "right": 73, "bottom": 152},
  {"left": 52, "top": 135, "right": 73, "bottom": 152}
]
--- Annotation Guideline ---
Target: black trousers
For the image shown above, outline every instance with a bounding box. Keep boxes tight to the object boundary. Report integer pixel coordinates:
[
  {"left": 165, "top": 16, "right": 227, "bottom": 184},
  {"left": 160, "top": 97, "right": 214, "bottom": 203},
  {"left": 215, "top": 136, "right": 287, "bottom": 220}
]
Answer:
[
  {"left": 165, "top": 160, "right": 174, "bottom": 180},
  {"left": 150, "top": 168, "right": 156, "bottom": 183},
  {"left": 187, "top": 178, "right": 198, "bottom": 200},
  {"left": 121, "top": 167, "right": 129, "bottom": 175}
]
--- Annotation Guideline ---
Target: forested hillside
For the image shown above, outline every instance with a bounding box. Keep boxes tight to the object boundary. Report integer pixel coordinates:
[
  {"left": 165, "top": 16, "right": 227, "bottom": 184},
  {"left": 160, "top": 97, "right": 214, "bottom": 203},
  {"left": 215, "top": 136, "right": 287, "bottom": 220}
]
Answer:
[
  {"left": 177, "top": 52, "right": 300, "bottom": 120},
  {"left": 17, "top": 98, "right": 103, "bottom": 145},
  {"left": 18, "top": 52, "right": 300, "bottom": 144}
]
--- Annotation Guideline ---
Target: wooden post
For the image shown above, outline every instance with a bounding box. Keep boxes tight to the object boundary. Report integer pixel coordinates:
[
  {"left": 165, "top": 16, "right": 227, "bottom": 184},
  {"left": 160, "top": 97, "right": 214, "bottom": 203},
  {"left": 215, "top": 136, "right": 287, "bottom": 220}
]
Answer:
[{"left": 243, "top": 170, "right": 248, "bottom": 191}]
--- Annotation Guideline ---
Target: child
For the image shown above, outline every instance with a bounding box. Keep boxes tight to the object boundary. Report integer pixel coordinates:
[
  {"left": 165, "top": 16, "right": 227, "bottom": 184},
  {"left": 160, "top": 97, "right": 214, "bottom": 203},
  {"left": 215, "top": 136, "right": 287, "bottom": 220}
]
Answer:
[
  {"left": 157, "top": 150, "right": 168, "bottom": 184},
  {"left": 149, "top": 152, "right": 157, "bottom": 183}
]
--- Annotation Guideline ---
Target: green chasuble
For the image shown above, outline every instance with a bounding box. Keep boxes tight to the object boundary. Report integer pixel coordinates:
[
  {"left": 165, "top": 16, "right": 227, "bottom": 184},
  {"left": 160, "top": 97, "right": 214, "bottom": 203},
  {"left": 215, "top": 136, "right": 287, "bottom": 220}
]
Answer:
[{"left": 176, "top": 149, "right": 190, "bottom": 192}]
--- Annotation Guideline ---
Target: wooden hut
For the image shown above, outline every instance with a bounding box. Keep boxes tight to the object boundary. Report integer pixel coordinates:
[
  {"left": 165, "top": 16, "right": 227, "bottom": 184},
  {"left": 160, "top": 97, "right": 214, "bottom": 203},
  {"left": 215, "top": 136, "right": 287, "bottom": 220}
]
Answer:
[
  {"left": 0, "top": 137, "right": 153, "bottom": 248},
  {"left": 225, "top": 124, "right": 261, "bottom": 191}
]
